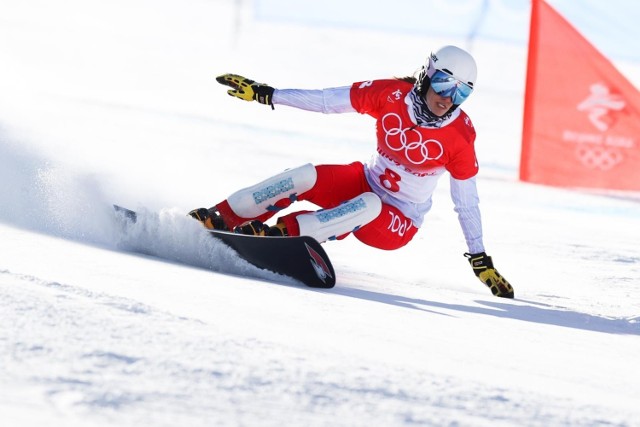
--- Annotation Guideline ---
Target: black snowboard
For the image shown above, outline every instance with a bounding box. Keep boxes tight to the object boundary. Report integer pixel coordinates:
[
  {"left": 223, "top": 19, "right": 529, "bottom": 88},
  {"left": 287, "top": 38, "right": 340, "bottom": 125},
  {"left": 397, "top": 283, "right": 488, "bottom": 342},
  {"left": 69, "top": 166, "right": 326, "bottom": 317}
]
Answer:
[{"left": 113, "top": 205, "right": 335, "bottom": 288}]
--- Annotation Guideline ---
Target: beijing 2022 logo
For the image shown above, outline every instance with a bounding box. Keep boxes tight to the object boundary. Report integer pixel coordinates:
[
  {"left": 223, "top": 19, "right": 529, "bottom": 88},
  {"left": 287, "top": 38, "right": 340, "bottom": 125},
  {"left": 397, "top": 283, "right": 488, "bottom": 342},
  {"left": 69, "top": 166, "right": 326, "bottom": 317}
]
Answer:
[{"left": 570, "top": 83, "right": 627, "bottom": 171}]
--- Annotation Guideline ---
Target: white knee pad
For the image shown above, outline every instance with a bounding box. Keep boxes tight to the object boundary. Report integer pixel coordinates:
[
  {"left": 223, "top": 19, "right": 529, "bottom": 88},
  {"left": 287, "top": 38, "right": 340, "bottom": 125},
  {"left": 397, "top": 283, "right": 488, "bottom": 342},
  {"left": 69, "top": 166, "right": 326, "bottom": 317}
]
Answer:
[
  {"left": 297, "top": 192, "right": 382, "bottom": 243},
  {"left": 227, "top": 163, "right": 317, "bottom": 218}
]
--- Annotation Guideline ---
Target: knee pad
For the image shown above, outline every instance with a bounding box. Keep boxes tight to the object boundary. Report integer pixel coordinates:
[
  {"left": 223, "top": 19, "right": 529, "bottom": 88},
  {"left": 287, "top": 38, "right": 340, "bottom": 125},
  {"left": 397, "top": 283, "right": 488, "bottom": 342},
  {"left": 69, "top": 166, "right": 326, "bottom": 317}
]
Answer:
[
  {"left": 227, "top": 163, "right": 317, "bottom": 218},
  {"left": 296, "top": 192, "right": 382, "bottom": 243}
]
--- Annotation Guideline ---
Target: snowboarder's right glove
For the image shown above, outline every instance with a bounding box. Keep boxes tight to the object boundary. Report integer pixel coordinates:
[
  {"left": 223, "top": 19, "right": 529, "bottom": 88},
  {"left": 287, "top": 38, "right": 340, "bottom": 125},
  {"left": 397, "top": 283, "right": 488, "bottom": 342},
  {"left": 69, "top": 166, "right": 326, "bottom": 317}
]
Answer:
[
  {"left": 464, "top": 252, "right": 514, "bottom": 298},
  {"left": 216, "top": 73, "right": 275, "bottom": 109}
]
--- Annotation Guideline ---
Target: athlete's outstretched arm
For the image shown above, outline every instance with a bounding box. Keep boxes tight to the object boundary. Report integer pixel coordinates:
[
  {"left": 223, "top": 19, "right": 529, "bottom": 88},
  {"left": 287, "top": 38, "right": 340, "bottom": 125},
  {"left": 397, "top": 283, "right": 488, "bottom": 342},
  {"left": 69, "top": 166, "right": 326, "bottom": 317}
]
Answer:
[
  {"left": 216, "top": 73, "right": 355, "bottom": 113},
  {"left": 450, "top": 176, "right": 484, "bottom": 254},
  {"left": 451, "top": 176, "right": 515, "bottom": 298},
  {"left": 273, "top": 87, "right": 355, "bottom": 113}
]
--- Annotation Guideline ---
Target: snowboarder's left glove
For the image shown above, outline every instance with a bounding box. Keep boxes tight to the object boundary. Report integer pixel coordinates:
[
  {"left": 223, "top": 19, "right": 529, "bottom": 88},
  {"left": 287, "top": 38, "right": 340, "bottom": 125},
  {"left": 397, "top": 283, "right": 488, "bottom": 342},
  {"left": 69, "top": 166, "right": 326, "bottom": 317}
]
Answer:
[
  {"left": 216, "top": 73, "right": 275, "bottom": 109},
  {"left": 464, "top": 252, "right": 514, "bottom": 298}
]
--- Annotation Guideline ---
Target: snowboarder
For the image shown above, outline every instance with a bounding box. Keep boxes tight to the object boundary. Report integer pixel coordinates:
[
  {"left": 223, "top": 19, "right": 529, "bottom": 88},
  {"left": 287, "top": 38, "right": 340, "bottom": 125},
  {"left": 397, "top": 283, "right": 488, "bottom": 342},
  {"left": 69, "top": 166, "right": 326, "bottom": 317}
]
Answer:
[{"left": 191, "top": 45, "right": 514, "bottom": 298}]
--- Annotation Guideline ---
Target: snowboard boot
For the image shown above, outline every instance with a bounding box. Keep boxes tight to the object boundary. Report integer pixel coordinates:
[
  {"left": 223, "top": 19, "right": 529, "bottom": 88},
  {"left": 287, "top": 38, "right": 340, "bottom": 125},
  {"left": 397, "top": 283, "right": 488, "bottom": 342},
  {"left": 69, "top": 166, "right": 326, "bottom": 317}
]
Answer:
[
  {"left": 188, "top": 207, "right": 229, "bottom": 231},
  {"left": 266, "top": 221, "right": 288, "bottom": 237},
  {"left": 234, "top": 220, "right": 288, "bottom": 237}
]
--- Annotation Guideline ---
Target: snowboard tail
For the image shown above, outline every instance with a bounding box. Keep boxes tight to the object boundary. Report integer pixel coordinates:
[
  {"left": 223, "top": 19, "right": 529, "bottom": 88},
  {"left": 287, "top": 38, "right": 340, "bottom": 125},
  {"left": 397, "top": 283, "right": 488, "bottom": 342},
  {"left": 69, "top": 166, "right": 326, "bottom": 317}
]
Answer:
[{"left": 114, "top": 205, "right": 335, "bottom": 288}]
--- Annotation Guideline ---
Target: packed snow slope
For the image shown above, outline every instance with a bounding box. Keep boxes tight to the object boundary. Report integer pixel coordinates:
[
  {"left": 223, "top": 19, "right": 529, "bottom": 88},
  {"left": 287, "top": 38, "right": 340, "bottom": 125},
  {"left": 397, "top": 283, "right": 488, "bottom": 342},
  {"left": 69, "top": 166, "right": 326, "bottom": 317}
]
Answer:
[{"left": 1, "top": 1, "right": 639, "bottom": 426}]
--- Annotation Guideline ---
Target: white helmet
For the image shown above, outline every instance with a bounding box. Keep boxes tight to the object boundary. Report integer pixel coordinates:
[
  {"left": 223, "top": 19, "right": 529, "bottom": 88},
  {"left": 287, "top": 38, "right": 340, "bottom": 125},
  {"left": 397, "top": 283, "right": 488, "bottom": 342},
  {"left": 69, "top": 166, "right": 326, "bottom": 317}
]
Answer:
[
  {"left": 416, "top": 45, "right": 477, "bottom": 104},
  {"left": 427, "top": 45, "right": 477, "bottom": 87}
]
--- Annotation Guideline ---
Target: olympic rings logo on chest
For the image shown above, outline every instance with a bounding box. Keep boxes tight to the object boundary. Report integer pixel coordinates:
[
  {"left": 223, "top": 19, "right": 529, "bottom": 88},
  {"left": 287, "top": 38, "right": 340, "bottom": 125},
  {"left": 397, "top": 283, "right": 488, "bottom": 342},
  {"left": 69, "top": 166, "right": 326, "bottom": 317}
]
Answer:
[{"left": 381, "top": 113, "right": 444, "bottom": 165}]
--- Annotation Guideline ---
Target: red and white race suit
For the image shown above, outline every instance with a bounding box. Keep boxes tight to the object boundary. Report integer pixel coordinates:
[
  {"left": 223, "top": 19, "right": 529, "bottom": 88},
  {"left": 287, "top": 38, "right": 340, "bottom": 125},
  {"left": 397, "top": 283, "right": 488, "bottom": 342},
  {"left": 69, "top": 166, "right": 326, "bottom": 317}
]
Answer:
[{"left": 248, "top": 79, "right": 484, "bottom": 252}]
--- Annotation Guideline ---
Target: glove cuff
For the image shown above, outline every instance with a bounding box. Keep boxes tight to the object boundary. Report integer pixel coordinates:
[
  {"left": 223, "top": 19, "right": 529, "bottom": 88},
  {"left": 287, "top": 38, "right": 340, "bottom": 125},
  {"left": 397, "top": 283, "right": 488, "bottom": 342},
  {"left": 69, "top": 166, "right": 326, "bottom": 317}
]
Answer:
[
  {"left": 254, "top": 86, "right": 275, "bottom": 109},
  {"left": 464, "top": 252, "right": 494, "bottom": 276}
]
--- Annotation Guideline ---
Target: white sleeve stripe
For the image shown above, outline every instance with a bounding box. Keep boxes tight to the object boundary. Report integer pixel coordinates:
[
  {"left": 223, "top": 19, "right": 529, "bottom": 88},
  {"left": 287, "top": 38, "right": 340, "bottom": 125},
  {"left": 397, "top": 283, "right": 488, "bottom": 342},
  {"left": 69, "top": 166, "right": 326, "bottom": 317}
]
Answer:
[
  {"left": 273, "top": 87, "right": 355, "bottom": 113},
  {"left": 450, "top": 176, "right": 485, "bottom": 253}
]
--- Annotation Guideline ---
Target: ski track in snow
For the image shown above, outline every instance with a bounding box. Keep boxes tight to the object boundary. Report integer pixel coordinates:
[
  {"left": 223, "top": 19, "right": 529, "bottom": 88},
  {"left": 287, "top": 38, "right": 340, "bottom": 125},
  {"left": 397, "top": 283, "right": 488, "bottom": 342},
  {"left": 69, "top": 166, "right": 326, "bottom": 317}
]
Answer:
[{"left": 2, "top": 268, "right": 637, "bottom": 427}]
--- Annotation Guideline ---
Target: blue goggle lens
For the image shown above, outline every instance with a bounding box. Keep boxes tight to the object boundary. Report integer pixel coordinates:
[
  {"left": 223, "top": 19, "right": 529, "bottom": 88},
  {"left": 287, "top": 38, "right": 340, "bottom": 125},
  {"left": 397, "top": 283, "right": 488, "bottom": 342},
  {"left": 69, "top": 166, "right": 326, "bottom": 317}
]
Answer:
[{"left": 430, "top": 70, "right": 473, "bottom": 104}]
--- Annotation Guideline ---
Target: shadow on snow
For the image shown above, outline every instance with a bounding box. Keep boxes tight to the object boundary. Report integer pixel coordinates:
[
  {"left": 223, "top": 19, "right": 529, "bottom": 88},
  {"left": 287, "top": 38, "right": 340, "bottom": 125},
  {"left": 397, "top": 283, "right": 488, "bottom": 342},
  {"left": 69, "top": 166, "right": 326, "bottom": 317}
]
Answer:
[{"left": 329, "top": 286, "right": 639, "bottom": 336}]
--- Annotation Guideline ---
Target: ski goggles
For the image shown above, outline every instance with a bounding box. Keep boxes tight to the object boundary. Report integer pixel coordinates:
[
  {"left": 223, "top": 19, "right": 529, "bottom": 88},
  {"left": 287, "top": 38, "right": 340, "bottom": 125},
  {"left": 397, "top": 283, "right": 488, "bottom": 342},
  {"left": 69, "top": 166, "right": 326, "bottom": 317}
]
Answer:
[{"left": 430, "top": 70, "right": 474, "bottom": 104}]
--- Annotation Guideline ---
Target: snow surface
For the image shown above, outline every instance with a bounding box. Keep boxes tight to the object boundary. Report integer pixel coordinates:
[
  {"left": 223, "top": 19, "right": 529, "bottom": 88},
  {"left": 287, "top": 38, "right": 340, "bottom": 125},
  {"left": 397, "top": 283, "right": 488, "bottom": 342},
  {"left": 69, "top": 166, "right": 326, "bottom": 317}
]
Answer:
[{"left": 1, "top": 1, "right": 639, "bottom": 426}]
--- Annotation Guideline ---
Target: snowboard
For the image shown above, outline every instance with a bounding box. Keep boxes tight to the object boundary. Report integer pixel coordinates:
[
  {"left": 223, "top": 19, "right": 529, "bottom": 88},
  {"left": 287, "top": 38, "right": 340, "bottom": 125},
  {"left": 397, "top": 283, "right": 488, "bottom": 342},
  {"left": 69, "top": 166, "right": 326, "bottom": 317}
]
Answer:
[{"left": 113, "top": 205, "right": 336, "bottom": 288}]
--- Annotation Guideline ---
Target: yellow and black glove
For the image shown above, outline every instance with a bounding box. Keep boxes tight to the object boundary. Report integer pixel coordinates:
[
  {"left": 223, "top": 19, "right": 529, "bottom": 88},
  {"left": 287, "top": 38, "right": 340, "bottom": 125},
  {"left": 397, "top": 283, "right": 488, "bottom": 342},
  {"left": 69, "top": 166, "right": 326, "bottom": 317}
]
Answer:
[
  {"left": 216, "top": 73, "right": 275, "bottom": 109},
  {"left": 464, "top": 252, "right": 514, "bottom": 298}
]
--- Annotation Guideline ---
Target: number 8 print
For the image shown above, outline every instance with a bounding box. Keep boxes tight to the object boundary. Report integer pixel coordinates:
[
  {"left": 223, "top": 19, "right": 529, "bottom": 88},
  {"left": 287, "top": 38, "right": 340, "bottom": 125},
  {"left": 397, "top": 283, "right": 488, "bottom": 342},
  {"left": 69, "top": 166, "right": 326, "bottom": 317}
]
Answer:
[{"left": 379, "top": 168, "right": 401, "bottom": 192}]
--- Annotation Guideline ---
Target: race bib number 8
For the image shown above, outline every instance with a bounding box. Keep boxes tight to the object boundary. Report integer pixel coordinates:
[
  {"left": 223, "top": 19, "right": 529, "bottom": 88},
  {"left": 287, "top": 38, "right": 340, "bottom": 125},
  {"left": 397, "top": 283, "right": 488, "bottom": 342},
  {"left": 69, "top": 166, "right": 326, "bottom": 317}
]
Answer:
[{"left": 379, "top": 168, "right": 401, "bottom": 193}]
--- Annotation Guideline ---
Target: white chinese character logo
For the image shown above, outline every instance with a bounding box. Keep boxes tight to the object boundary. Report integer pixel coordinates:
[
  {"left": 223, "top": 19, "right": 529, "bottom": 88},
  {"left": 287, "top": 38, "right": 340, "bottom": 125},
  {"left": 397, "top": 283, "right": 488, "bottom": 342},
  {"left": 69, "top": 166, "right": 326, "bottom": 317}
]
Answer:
[{"left": 577, "top": 83, "right": 625, "bottom": 132}]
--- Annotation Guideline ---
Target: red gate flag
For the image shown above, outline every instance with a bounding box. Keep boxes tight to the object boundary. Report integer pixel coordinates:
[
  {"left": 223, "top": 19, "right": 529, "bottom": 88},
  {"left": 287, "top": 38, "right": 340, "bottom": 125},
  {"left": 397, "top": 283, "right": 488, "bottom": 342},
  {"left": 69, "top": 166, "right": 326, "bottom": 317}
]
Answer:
[{"left": 520, "top": 0, "right": 640, "bottom": 191}]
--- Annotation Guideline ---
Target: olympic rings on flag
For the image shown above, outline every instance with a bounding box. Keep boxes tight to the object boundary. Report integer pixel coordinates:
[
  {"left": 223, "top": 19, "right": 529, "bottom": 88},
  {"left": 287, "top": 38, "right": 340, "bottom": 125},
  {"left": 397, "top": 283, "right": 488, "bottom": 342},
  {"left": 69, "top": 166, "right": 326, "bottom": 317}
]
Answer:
[{"left": 575, "top": 145, "right": 623, "bottom": 171}]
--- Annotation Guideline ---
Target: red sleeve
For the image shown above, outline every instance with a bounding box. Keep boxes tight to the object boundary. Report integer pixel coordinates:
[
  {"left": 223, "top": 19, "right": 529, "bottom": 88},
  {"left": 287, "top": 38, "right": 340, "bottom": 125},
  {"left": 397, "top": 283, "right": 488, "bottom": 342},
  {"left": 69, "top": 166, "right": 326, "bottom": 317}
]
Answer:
[
  {"left": 350, "top": 80, "right": 412, "bottom": 118},
  {"left": 446, "top": 145, "right": 478, "bottom": 180},
  {"left": 445, "top": 113, "right": 479, "bottom": 180}
]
